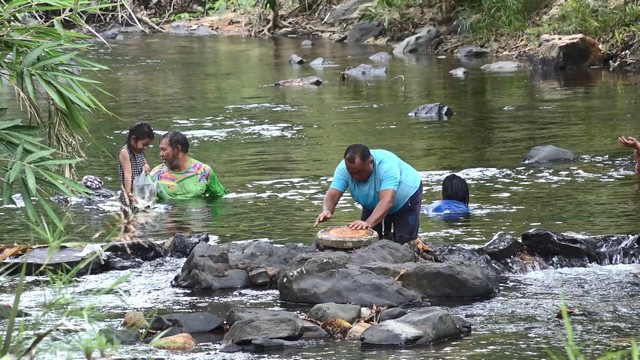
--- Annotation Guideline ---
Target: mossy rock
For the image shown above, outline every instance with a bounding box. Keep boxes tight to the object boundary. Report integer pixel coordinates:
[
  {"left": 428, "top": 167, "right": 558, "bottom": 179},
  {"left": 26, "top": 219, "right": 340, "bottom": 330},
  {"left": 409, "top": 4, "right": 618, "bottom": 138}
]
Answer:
[{"left": 315, "top": 226, "right": 378, "bottom": 250}]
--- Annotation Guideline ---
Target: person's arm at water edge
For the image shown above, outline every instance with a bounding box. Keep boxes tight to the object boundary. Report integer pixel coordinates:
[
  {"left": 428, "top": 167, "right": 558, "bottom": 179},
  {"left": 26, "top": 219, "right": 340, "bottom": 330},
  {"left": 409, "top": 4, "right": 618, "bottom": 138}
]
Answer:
[
  {"left": 618, "top": 136, "right": 640, "bottom": 173},
  {"left": 314, "top": 188, "right": 343, "bottom": 227},
  {"left": 119, "top": 147, "right": 134, "bottom": 201},
  {"left": 348, "top": 189, "right": 395, "bottom": 230}
]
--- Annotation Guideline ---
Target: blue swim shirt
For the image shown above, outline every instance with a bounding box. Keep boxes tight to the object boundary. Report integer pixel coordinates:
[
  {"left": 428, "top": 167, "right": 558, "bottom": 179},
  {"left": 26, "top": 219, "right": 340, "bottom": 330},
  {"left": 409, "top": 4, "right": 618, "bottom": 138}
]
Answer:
[
  {"left": 329, "top": 149, "right": 422, "bottom": 214},
  {"left": 425, "top": 200, "right": 470, "bottom": 218}
]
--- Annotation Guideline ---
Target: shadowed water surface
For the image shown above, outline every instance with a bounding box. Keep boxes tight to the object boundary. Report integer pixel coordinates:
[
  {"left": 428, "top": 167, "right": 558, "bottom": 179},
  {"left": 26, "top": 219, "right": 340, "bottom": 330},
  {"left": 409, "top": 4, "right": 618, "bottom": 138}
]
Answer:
[{"left": 2, "top": 34, "right": 640, "bottom": 359}]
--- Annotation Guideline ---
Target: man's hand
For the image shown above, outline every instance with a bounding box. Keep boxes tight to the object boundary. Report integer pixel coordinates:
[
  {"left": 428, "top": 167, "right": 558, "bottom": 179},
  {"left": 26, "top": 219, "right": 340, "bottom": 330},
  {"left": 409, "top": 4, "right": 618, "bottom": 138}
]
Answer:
[
  {"left": 347, "top": 220, "right": 371, "bottom": 230},
  {"left": 143, "top": 163, "right": 151, "bottom": 174},
  {"left": 314, "top": 211, "right": 333, "bottom": 227},
  {"left": 618, "top": 136, "right": 640, "bottom": 149}
]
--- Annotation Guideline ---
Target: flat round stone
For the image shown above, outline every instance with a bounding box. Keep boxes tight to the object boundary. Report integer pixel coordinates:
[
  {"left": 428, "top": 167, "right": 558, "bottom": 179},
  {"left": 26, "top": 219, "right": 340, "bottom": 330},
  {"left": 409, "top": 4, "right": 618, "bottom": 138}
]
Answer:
[{"left": 316, "top": 226, "right": 379, "bottom": 250}]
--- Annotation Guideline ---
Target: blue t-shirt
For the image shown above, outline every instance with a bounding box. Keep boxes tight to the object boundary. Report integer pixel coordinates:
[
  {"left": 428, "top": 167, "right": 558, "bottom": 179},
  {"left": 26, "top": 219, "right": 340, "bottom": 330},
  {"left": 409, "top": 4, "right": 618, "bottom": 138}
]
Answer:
[
  {"left": 425, "top": 200, "right": 470, "bottom": 218},
  {"left": 329, "top": 149, "right": 422, "bottom": 214}
]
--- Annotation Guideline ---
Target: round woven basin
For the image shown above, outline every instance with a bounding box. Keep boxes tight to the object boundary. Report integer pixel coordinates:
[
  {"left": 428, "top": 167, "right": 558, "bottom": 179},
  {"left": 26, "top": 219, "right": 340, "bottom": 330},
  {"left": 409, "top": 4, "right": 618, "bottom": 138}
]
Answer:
[{"left": 316, "top": 226, "right": 379, "bottom": 250}]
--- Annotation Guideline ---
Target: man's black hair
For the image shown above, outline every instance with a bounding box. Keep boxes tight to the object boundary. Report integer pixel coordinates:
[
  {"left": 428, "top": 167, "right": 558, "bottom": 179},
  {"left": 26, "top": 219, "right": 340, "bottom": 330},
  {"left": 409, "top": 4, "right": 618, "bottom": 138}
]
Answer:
[
  {"left": 344, "top": 144, "right": 371, "bottom": 164},
  {"left": 161, "top": 131, "right": 189, "bottom": 153}
]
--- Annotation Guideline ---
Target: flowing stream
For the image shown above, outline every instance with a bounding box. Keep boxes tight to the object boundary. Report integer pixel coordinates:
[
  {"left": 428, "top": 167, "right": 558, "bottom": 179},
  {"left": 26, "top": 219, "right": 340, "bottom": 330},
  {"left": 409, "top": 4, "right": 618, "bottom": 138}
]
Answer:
[{"left": 2, "top": 34, "right": 640, "bottom": 359}]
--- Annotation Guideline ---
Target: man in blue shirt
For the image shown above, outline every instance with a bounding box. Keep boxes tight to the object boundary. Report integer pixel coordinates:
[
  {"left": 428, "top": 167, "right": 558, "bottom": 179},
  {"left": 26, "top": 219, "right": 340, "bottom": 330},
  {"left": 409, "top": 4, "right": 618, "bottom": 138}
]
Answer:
[{"left": 314, "top": 144, "right": 423, "bottom": 244}]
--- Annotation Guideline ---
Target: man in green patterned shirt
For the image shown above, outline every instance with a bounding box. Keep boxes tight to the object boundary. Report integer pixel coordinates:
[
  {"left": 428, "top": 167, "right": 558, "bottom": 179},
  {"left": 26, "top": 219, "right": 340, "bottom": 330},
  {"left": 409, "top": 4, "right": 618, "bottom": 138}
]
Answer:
[{"left": 150, "top": 131, "right": 227, "bottom": 200}]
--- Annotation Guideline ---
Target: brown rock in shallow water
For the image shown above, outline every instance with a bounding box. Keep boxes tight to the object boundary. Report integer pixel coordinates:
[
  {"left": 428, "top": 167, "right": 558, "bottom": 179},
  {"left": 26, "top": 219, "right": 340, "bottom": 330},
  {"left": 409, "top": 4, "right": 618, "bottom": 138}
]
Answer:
[
  {"left": 274, "top": 76, "right": 323, "bottom": 87},
  {"left": 152, "top": 333, "right": 196, "bottom": 350},
  {"left": 123, "top": 311, "right": 149, "bottom": 329}
]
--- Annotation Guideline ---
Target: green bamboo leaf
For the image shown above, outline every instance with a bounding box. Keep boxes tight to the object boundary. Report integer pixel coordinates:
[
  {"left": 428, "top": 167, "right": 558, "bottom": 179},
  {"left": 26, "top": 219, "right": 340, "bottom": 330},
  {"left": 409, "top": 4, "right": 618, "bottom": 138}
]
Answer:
[
  {"left": 24, "top": 69, "right": 37, "bottom": 100},
  {"left": 37, "top": 195, "right": 63, "bottom": 230},
  {"left": 33, "top": 53, "right": 77, "bottom": 69},
  {"left": 61, "top": 94, "right": 88, "bottom": 130},
  {"left": 34, "top": 73, "right": 67, "bottom": 110},
  {"left": 2, "top": 170, "right": 12, "bottom": 205},
  {"left": 23, "top": 149, "right": 57, "bottom": 164},
  {"left": 0, "top": 119, "right": 23, "bottom": 130},
  {"left": 8, "top": 143, "right": 25, "bottom": 183},
  {"left": 18, "top": 178, "right": 37, "bottom": 223},
  {"left": 53, "top": 81, "right": 91, "bottom": 111},
  {"left": 23, "top": 42, "right": 57, "bottom": 67},
  {"left": 35, "top": 168, "right": 87, "bottom": 196},
  {"left": 25, "top": 166, "right": 37, "bottom": 195},
  {"left": 34, "top": 158, "right": 83, "bottom": 166}
]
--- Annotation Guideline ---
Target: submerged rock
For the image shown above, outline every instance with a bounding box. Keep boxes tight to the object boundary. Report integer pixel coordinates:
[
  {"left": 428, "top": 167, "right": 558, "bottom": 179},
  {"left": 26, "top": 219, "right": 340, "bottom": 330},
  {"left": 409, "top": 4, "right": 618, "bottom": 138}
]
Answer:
[
  {"left": 274, "top": 76, "right": 323, "bottom": 87},
  {"left": 522, "top": 145, "right": 576, "bottom": 164},
  {"left": 449, "top": 67, "right": 468, "bottom": 78},
  {"left": 369, "top": 51, "right": 393, "bottom": 62},
  {"left": 344, "top": 64, "right": 387, "bottom": 80},
  {"left": 289, "top": 54, "right": 305, "bottom": 65},
  {"left": 310, "top": 57, "right": 336, "bottom": 67},
  {"left": 408, "top": 103, "right": 453, "bottom": 120},
  {"left": 481, "top": 61, "right": 523, "bottom": 72},
  {"left": 456, "top": 46, "right": 490, "bottom": 58}
]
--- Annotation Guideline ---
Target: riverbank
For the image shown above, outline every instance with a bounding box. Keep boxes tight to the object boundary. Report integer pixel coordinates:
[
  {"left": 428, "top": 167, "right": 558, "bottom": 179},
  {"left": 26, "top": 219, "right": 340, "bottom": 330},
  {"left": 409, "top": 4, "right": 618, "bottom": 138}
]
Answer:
[{"left": 136, "top": 0, "right": 639, "bottom": 72}]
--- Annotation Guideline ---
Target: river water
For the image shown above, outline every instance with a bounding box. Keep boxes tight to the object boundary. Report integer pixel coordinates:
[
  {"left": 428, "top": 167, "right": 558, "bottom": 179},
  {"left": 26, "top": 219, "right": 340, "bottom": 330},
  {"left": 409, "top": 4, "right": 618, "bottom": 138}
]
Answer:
[{"left": 2, "top": 34, "right": 640, "bottom": 359}]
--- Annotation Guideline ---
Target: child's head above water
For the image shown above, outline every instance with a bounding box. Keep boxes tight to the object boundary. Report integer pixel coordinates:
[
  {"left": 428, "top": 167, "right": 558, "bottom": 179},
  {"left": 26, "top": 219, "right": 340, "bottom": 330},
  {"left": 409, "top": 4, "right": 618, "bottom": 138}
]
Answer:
[
  {"left": 126, "top": 122, "right": 154, "bottom": 153},
  {"left": 441, "top": 174, "right": 469, "bottom": 205}
]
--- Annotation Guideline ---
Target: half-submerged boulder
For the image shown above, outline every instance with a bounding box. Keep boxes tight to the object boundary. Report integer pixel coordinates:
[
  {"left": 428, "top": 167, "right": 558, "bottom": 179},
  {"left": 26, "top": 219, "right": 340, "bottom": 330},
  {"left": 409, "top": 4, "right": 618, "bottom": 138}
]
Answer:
[
  {"left": 309, "top": 57, "right": 336, "bottom": 68},
  {"left": 369, "top": 51, "right": 392, "bottom": 62},
  {"left": 534, "top": 34, "right": 603, "bottom": 71},
  {"left": 168, "top": 21, "right": 217, "bottom": 36},
  {"left": 289, "top": 54, "right": 305, "bottom": 65},
  {"left": 361, "top": 308, "right": 470, "bottom": 346},
  {"left": 344, "top": 64, "right": 387, "bottom": 80},
  {"left": 274, "top": 76, "right": 323, "bottom": 87},
  {"left": 522, "top": 145, "right": 576, "bottom": 164},
  {"left": 408, "top": 103, "right": 453, "bottom": 120},
  {"left": 481, "top": 61, "right": 523, "bottom": 72},
  {"left": 449, "top": 67, "right": 468, "bottom": 78},
  {"left": 456, "top": 46, "right": 489, "bottom": 58}
]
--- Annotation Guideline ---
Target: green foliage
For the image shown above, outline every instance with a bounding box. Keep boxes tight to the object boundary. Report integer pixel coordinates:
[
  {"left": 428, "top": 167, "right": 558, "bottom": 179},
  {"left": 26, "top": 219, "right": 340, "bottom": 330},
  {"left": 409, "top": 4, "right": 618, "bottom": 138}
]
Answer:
[
  {"left": 540, "top": 0, "right": 640, "bottom": 39},
  {"left": 454, "top": 0, "right": 552, "bottom": 36},
  {"left": 0, "top": 0, "right": 114, "bottom": 176}
]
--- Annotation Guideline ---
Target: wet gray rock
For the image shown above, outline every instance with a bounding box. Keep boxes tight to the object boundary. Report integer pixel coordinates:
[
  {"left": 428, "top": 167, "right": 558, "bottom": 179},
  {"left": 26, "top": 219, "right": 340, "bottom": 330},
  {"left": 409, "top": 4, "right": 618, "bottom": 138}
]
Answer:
[
  {"left": 104, "top": 254, "right": 143, "bottom": 270},
  {"left": 522, "top": 229, "right": 597, "bottom": 261},
  {"left": 104, "top": 240, "right": 166, "bottom": 261},
  {"left": 449, "top": 67, "right": 468, "bottom": 78},
  {"left": 344, "top": 64, "right": 386, "bottom": 80},
  {"left": 378, "top": 307, "right": 407, "bottom": 322},
  {"left": 393, "top": 27, "right": 440, "bottom": 55},
  {"left": 431, "top": 244, "right": 504, "bottom": 277},
  {"left": 482, "top": 232, "right": 526, "bottom": 261},
  {"left": 309, "top": 57, "right": 336, "bottom": 67},
  {"left": 174, "top": 241, "right": 314, "bottom": 290},
  {"left": 289, "top": 54, "right": 305, "bottom": 65},
  {"left": 369, "top": 51, "right": 392, "bottom": 62},
  {"left": 98, "top": 328, "right": 140, "bottom": 345},
  {"left": 397, "top": 261, "right": 499, "bottom": 299},
  {"left": 408, "top": 103, "right": 453, "bottom": 120},
  {"left": 350, "top": 240, "right": 418, "bottom": 266},
  {"left": 347, "top": 21, "right": 384, "bottom": 43},
  {"left": 1, "top": 247, "right": 104, "bottom": 276},
  {"left": 481, "top": 61, "right": 523, "bottom": 72},
  {"left": 522, "top": 145, "right": 576, "bottom": 164},
  {"left": 100, "top": 28, "right": 125, "bottom": 40},
  {"left": 307, "top": 303, "right": 362, "bottom": 324},
  {"left": 325, "top": 0, "right": 374, "bottom": 24},
  {"left": 457, "top": 46, "right": 490, "bottom": 58},
  {"left": 361, "top": 308, "right": 469, "bottom": 346},
  {"left": 301, "top": 320, "right": 330, "bottom": 339},
  {"left": 223, "top": 316, "right": 304, "bottom": 345},
  {"left": 168, "top": 233, "right": 209, "bottom": 258},
  {"left": 225, "top": 308, "right": 299, "bottom": 327},
  {"left": 278, "top": 265, "right": 421, "bottom": 307},
  {"left": 251, "top": 338, "right": 307, "bottom": 350},
  {"left": 301, "top": 39, "right": 314, "bottom": 48},
  {"left": 150, "top": 312, "right": 224, "bottom": 333}
]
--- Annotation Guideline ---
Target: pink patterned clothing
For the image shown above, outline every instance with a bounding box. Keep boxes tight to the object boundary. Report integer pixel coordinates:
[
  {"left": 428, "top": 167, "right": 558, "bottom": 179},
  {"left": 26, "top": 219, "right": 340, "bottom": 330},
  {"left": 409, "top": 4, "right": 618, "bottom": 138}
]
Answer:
[{"left": 150, "top": 158, "right": 227, "bottom": 200}]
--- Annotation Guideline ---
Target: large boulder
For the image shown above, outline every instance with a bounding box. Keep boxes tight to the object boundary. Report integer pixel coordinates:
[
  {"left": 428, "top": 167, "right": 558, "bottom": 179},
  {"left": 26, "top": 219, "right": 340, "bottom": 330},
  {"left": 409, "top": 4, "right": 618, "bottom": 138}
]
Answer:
[
  {"left": 223, "top": 316, "right": 304, "bottom": 345},
  {"left": 393, "top": 27, "right": 440, "bottom": 55},
  {"left": 396, "top": 261, "right": 499, "bottom": 299},
  {"left": 347, "top": 21, "right": 384, "bottom": 43},
  {"left": 535, "top": 34, "right": 603, "bottom": 70},
  {"left": 307, "top": 303, "right": 362, "bottom": 324},
  {"left": 278, "top": 263, "right": 421, "bottom": 306},
  {"left": 150, "top": 312, "right": 224, "bottom": 333}
]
